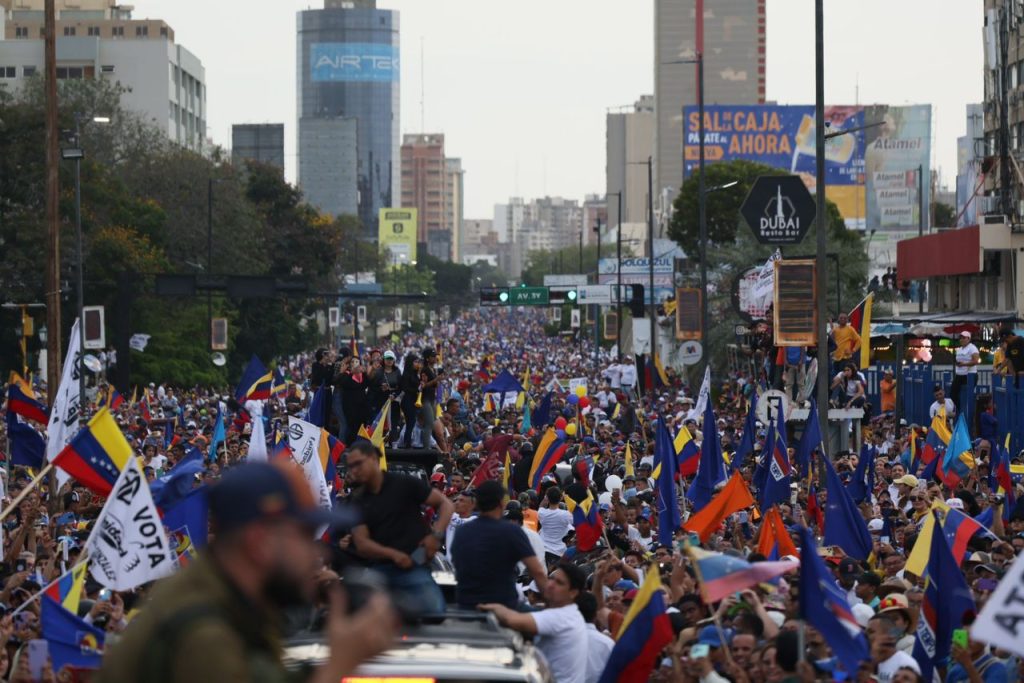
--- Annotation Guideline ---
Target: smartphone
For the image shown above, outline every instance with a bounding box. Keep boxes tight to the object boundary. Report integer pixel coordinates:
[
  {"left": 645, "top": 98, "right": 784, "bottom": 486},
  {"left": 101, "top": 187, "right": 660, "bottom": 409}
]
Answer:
[
  {"left": 738, "top": 511, "right": 749, "bottom": 523},
  {"left": 880, "top": 536, "right": 891, "bottom": 545},
  {"left": 98, "top": 588, "right": 112, "bottom": 602},
  {"left": 688, "top": 532, "right": 701, "bottom": 547},
  {"left": 690, "top": 643, "right": 710, "bottom": 659},
  {"left": 952, "top": 628, "right": 968, "bottom": 650},
  {"left": 27, "top": 639, "right": 48, "bottom": 681}
]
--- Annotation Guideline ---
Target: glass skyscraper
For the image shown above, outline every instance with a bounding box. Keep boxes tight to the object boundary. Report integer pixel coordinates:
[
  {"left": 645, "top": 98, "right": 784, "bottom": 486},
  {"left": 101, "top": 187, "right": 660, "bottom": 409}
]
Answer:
[{"left": 297, "top": 0, "right": 400, "bottom": 238}]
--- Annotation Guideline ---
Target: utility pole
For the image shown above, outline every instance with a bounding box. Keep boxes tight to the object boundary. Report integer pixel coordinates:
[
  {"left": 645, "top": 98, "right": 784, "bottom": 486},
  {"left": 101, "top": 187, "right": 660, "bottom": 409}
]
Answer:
[
  {"left": 647, "top": 157, "right": 656, "bottom": 373},
  {"left": 44, "top": 0, "right": 62, "bottom": 402},
  {"left": 814, "top": 0, "right": 829, "bottom": 439},
  {"left": 611, "top": 191, "right": 623, "bottom": 361}
]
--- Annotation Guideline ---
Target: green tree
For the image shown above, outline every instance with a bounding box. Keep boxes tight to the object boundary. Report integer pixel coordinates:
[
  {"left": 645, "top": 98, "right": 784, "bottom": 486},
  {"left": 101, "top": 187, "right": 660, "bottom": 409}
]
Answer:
[{"left": 933, "top": 201, "right": 956, "bottom": 228}]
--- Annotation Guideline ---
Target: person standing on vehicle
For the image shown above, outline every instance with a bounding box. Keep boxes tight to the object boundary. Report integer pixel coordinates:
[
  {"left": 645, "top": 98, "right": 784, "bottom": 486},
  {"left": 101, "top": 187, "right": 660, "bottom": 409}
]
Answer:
[
  {"left": 951, "top": 331, "right": 980, "bottom": 416},
  {"left": 537, "top": 486, "right": 573, "bottom": 564},
  {"left": 480, "top": 564, "right": 589, "bottom": 683},
  {"left": 98, "top": 460, "right": 397, "bottom": 683},
  {"left": 367, "top": 350, "right": 402, "bottom": 432},
  {"left": 419, "top": 347, "right": 448, "bottom": 453},
  {"left": 450, "top": 481, "right": 547, "bottom": 610},
  {"left": 398, "top": 354, "right": 422, "bottom": 448},
  {"left": 345, "top": 439, "right": 454, "bottom": 615}
]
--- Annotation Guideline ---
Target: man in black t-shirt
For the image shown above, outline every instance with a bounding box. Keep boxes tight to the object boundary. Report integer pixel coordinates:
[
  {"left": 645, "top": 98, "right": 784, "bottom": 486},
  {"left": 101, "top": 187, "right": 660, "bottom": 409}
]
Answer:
[
  {"left": 346, "top": 440, "right": 454, "bottom": 615},
  {"left": 1001, "top": 327, "right": 1024, "bottom": 381},
  {"left": 450, "top": 481, "right": 548, "bottom": 610}
]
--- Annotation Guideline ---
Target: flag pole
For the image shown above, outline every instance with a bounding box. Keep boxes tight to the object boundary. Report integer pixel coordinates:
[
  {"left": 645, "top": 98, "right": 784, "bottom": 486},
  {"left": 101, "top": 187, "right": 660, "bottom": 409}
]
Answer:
[
  {"left": 0, "top": 463, "right": 54, "bottom": 522},
  {"left": 10, "top": 554, "right": 89, "bottom": 617}
]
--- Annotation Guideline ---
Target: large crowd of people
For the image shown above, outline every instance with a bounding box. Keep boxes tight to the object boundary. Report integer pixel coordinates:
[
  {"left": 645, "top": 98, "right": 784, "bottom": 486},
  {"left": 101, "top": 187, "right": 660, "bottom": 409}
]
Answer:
[{"left": 0, "top": 307, "right": 1022, "bottom": 682}]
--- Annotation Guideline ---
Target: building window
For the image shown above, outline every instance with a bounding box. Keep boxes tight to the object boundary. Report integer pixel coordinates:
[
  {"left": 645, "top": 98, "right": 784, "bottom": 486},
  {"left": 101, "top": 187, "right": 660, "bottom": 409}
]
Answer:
[
  {"left": 1013, "top": 124, "right": 1019, "bottom": 151},
  {"left": 0, "top": 67, "right": 16, "bottom": 79},
  {"left": 23, "top": 66, "right": 36, "bottom": 77},
  {"left": 55, "top": 67, "right": 84, "bottom": 80},
  {"left": 1012, "top": 64, "right": 1020, "bottom": 90},
  {"left": 101, "top": 65, "right": 115, "bottom": 73},
  {"left": 39, "top": 28, "right": 45, "bottom": 38},
  {"left": 15, "top": 26, "right": 28, "bottom": 38},
  {"left": 135, "top": 25, "right": 148, "bottom": 37},
  {"left": 87, "top": 26, "right": 100, "bottom": 36},
  {"left": 160, "top": 26, "right": 168, "bottom": 37},
  {"left": 113, "top": 26, "right": 124, "bottom": 36},
  {"left": 63, "top": 26, "right": 76, "bottom": 36}
]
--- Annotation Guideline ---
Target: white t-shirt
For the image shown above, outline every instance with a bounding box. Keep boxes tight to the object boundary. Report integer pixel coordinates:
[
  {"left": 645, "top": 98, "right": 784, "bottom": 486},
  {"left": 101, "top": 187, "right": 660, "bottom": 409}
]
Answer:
[
  {"left": 584, "top": 623, "right": 615, "bottom": 683},
  {"left": 532, "top": 604, "right": 587, "bottom": 683},
  {"left": 517, "top": 525, "right": 546, "bottom": 574},
  {"left": 595, "top": 390, "right": 617, "bottom": 410},
  {"left": 955, "top": 343, "right": 980, "bottom": 375},
  {"left": 537, "top": 507, "right": 573, "bottom": 557},
  {"left": 627, "top": 525, "right": 656, "bottom": 552},
  {"left": 605, "top": 365, "right": 622, "bottom": 389},
  {"left": 929, "top": 398, "right": 955, "bottom": 419},
  {"left": 446, "top": 514, "right": 476, "bottom": 560},
  {"left": 876, "top": 650, "right": 920, "bottom": 682},
  {"left": 619, "top": 364, "right": 637, "bottom": 388}
]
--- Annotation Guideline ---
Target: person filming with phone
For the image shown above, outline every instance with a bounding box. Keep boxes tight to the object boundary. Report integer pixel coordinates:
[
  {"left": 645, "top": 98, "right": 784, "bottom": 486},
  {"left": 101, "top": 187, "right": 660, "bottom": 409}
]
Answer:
[{"left": 345, "top": 439, "right": 454, "bottom": 615}]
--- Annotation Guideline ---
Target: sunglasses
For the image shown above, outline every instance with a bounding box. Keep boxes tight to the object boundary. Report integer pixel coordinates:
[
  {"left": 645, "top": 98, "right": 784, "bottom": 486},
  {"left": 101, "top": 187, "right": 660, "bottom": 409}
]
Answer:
[{"left": 908, "top": 496, "right": 924, "bottom": 502}]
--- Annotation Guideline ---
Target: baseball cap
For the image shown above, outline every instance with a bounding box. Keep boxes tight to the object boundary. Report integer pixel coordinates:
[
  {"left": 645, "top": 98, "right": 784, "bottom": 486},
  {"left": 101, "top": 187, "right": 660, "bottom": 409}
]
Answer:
[
  {"left": 209, "top": 461, "right": 358, "bottom": 534},
  {"left": 838, "top": 557, "right": 860, "bottom": 576},
  {"left": 945, "top": 497, "right": 965, "bottom": 510},
  {"left": 383, "top": 350, "right": 396, "bottom": 360},
  {"left": 696, "top": 624, "right": 732, "bottom": 648},
  {"left": 857, "top": 571, "right": 882, "bottom": 587},
  {"left": 867, "top": 519, "right": 885, "bottom": 532},
  {"left": 893, "top": 475, "right": 919, "bottom": 487},
  {"left": 960, "top": 331, "right": 971, "bottom": 340}
]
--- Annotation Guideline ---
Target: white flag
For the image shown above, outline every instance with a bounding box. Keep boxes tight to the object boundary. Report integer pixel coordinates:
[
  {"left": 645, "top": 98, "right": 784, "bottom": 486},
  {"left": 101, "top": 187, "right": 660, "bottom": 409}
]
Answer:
[
  {"left": 688, "top": 366, "right": 712, "bottom": 421},
  {"left": 972, "top": 549, "right": 1024, "bottom": 657},
  {"left": 85, "top": 456, "right": 176, "bottom": 590},
  {"left": 248, "top": 414, "right": 268, "bottom": 462},
  {"left": 287, "top": 417, "right": 332, "bottom": 511},
  {"left": 749, "top": 249, "right": 782, "bottom": 309},
  {"left": 46, "top": 320, "right": 82, "bottom": 489},
  {"left": 128, "top": 334, "right": 151, "bottom": 352}
]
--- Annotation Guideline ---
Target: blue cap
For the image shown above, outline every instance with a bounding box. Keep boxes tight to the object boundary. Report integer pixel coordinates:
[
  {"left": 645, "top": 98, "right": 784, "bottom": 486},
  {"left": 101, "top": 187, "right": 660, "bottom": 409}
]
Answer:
[
  {"left": 697, "top": 624, "right": 732, "bottom": 648},
  {"left": 209, "top": 461, "right": 359, "bottom": 534}
]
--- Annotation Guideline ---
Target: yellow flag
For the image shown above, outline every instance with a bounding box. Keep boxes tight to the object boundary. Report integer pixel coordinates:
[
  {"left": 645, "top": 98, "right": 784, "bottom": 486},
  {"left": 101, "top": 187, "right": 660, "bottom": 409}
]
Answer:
[
  {"left": 624, "top": 443, "right": 634, "bottom": 477},
  {"left": 905, "top": 500, "right": 950, "bottom": 577},
  {"left": 64, "top": 562, "right": 88, "bottom": 615}
]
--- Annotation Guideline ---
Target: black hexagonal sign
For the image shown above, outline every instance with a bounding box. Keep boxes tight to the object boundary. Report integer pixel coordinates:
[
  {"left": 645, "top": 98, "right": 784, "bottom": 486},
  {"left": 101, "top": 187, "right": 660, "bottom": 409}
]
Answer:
[{"left": 740, "top": 175, "right": 816, "bottom": 245}]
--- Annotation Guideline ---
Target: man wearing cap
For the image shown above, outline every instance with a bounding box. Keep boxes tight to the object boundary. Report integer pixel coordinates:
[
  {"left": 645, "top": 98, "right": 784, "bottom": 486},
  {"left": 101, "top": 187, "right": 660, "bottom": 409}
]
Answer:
[
  {"left": 890, "top": 474, "right": 919, "bottom": 511},
  {"left": 951, "top": 331, "right": 980, "bottom": 415},
  {"left": 835, "top": 557, "right": 861, "bottom": 606},
  {"left": 619, "top": 356, "right": 637, "bottom": 399},
  {"left": 99, "top": 461, "right": 396, "bottom": 683},
  {"left": 345, "top": 439, "right": 454, "bottom": 614}
]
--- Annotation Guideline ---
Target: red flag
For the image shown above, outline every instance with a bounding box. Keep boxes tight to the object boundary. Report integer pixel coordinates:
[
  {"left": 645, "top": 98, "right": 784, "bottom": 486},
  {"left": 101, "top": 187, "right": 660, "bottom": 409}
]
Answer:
[{"left": 469, "top": 452, "right": 502, "bottom": 488}]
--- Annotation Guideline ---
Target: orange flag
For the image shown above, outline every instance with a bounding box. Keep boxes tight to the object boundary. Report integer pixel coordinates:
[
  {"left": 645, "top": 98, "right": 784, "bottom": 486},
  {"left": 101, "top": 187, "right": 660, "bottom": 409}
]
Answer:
[
  {"left": 755, "top": 506, "right": 800, "bottom": 558},
  {"left": 683, "top": 471, "right": 754, "bottom": 542}
]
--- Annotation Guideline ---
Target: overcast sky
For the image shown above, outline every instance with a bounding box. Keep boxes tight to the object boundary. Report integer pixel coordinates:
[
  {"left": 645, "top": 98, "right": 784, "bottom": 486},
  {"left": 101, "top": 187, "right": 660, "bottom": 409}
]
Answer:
[{"left": 142, "top": 0, "right": 982, "bottom": 219}]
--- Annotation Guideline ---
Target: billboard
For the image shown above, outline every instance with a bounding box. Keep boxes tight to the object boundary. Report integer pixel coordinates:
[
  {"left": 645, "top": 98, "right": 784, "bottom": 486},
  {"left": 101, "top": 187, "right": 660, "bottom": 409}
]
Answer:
[
  {"left": 598, "top": 257, "right": 673, "bottom": 304},
  {"left": 378, "top": 208, "right": 417, "bottom": 261},
  {"left": 864, "top": 105, "right": 931, "bottom": 230},
  {"left": 311, "top": 43, "right": 399, "bottom": 82},
  {"left": 684, "top": 104, "right": 932, "bottom": 233}
]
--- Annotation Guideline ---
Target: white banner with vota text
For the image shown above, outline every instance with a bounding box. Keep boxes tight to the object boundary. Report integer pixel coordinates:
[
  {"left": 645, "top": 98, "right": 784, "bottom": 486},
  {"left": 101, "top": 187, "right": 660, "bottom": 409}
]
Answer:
[{"left": 973, "top": 549, "right": 1024, "bottom": 658}]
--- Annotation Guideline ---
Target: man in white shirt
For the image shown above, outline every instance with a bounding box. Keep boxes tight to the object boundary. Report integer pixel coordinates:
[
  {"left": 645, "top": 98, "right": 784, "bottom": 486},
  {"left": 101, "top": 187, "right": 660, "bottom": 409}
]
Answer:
[
  {"left": 604, "top": 363, "right": 622, "bottom": 391},
  {"left": 446, "top": 490, "right": 477, "bottom": 560},
  {"left": 928, "top": 384, "right": 955, "bottom": 422},
  {"left": 951, "top": 330, "right": 980, "bottom": 416},
  {"left": 578, "top": 593, "right": 614, "bottom": 683},
  {"left": 480, "top": 564, "right": 589, "bottom": 683},
  {"left": 594, "top": 384, "right": 617, "bottom": 411},
  {"left": 537, "top": 487, "right": 573, "bottom": 562},
  {"left": 619, "top": 357, "right": 638, "bottom": 398}
]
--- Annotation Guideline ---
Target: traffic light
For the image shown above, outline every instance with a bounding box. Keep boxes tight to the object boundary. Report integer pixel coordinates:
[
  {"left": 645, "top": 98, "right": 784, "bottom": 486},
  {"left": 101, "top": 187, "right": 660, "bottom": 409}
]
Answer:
[
  {"left": 480, "top": 287, "right": 510, "bottom": 306},
  {"left": 628, "top": 284, "right": 645, "bottom": 317}
]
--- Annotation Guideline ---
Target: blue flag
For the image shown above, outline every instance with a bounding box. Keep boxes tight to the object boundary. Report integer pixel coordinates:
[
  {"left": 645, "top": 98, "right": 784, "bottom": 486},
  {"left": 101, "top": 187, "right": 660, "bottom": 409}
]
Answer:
[
  {"left": 847, "top": 443, "right": 875, "bottom": 504},
  {"left": 731, "top": 395, "right": 758, "bottom": 473},
  {"left": 531, "top": 391, "right": 553, "bottom": 429},
  {"left": 758, "top": 405, "right": 791, "bottom": 511},
  {"left": 754, "top": 415, "right": 773, "bottom": 495},
  {"left": 162, "top": 487, "right": 209, "bottom": 563},
  {"left": 687, "top": 401, "right": 725, "bottom": 510},
  {"left": 822, "top": 455, "right": 873, "bottom": 561},
  {"left": 796, "top": 526, "right": 869, "bottom": 676},
  {"left": 151, "top": 459, "right": 205, "bottom": 509},
  {"left": 794, "top": 400, "right": 822, "bottom": 481},
  {"left": 911, "top": 511, "right": 975, "bottom": 683},
  {"left": 307, "top": 386, "right": 329, "bottom": 428},
  {"left": 5, "top": 412, "right": 45, "bottom": 469},
  {"left": 209, "top": 409, "right": 225, "bottom": 462},
  {"left": 41, "top": 595, "right": 105, "bottom": 671},
  {"left": 655, "top": 419, "right": 680, "bottom": 545}
]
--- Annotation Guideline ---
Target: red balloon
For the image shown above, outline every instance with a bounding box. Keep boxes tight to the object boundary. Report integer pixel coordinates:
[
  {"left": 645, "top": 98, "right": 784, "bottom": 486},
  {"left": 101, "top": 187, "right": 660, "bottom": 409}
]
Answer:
[
  {"left": 554, "top": 417, "right": 568, "bottom": 430},
  {"left": 578, "top": 396, "right": 591, "bottom": 409}
]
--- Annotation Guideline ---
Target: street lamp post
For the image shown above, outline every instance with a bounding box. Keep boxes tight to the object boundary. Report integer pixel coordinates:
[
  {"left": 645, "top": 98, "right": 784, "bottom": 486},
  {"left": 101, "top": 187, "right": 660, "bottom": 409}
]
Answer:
[
  {"left": 593, "top": 218, "right": 603, "bottom": 364},
  {"left": 62, "top": 113, "right": 108, "bottom": 423},
  {"left": 607, "top": 191, "right": 623, "bottom": 361},
  {"left": 814, "top": 0, "right": 829, "bottom": 437}
]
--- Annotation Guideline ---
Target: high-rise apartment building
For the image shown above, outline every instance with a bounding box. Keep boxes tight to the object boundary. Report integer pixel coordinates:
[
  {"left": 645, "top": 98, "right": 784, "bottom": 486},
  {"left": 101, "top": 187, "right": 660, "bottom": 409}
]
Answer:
[
  {"left": 300, "top": 117, "right": 359, "bottom": 220},
  {"left": 607, "top": 95, "right": 655, "bottom": 228},
  {"left": 232, "top": 124, "right": 285, "bottom": 172},
  {"left": 297, "top": 0, "right": 399, "bottom": 236},
  {"left": 654, "top": 0, "right": 765, "bottom": 220},
  {"left": 0, "top": 0, "right": 207, "bottom": 151},
  {"left": 400, "top": 133, "right": 448, "bottom": 259},
  {"left": 445, "top": 157, "right": 464, "bottom": 262}
]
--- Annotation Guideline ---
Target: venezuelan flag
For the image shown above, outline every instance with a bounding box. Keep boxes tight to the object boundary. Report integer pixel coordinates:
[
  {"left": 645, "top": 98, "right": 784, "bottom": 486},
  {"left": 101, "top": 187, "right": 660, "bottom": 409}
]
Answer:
[
  {"left": 597, "top": 565, "right": 674, "bottom": 683},
  {"left": 942, "top": 506, "right": 990, "bottom": 564},
  {"left": 688, "top": 545, "right": 798, "bottom": 604},
  {"left": 847, "top": 293, "right": 873, "bottom": 369},
  {"left": 270, "top": 429, "right": 292, "bottom": 460},
  {"left": 6, "top": 382, "right": 49, "bottom": 425},
  {"left": 675, "top": 425, "right": 700, "bottom": 477},
  {"left": 527, "top": 428, "right": 568, "bottom": 490},
  {"left": 319, "top": 428, "right": 345, "bottom": 491},
  {"left": 235, "top": 354, "right": 273, "bottom": 402},
  {"left": 102, "top": 387, "right": 125, "bottom": 412},
  {"left": 565, "top": 490, "right": 603, "bottom": 552},
  {"left": 271, "top": 368, "right": 288, "bottom": 397},
  {"left": 644, "top": 354, "right": 669, "bottom": 390},
  {"left": 44, "top": 562, "right": 88, "bottom": 616},
  {"left": 53, "top": 408, "right": 132, "bottom": 497}
]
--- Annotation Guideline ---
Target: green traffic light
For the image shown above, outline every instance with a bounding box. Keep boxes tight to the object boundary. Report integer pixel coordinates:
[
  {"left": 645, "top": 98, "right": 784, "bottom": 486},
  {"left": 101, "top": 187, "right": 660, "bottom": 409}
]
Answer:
[
  {"left": 567, "top": 290, "right": 577, "bottom": 301},
  {"left": 499, "top": 291, "right": 509, "bottom": 303}
]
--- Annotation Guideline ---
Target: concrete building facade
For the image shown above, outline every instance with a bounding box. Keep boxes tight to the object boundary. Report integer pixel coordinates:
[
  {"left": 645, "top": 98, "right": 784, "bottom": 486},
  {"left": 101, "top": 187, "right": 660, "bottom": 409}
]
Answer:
[
  {"left": 654, "top": 0, "right": 765, "bottom": 222},
  {"left": 232, "top": 123, "right": 285, "bottom": 172},
  {"left": 606, "top": 95, "right": 655, "bottom": 229},
  {"left": 0, "top": 0, "right": 206, "bottom": 151},
  {"left": 400, "top": 133, "right": 448, "bottom": 259},
  {"left": 445, "top": 157, "right": 464, "bottom": 262},
  {"left": 299, "top": 117, "right": 359, "bottom": 220},
  {"left": 297, "top": 0, "right": 399, "bottom": 235}
]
